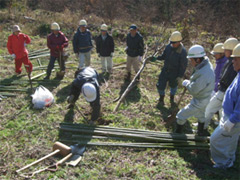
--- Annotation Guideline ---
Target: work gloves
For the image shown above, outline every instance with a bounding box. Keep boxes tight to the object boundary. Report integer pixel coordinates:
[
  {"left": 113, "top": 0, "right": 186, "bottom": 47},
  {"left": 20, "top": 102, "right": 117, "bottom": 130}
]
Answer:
[
  {"left": 223, "top": 120, "right": 234, "bottom": 132},
  {"left": 11, "top": 54, "right": 16, "bottom": 60},
  {"left": 56, "top": 45, "right": 64, "bottom": 50},
  {"left": 75, "top": 53, "right": 79, "bottom": 59},
  {"left": 176, "top": 77, "right": 183, "bottom": 86},
  {"left": 125, "top": 46, "right": 128, "bottom": 53},
  {"left": 182, "top": 79, "right": 190, "bottom": 87},
  {"left": 67, "top": 95, "right": 75, "bottom": 104},
  {"left": 147, "top": 56, "right": 157, "bottom": 62},
  {"left": 138, "top": 56, "right": 142, "bottom": 62}
]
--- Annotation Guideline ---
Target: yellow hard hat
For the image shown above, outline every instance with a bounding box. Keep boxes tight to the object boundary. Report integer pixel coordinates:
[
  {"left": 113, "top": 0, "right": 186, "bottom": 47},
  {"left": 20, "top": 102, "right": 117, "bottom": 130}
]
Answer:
[
  {"left": 79, "top": 19, "right": 87, "bottom": 26},
  {"left": 231, "top": 43, "right": 240, "bottom": 57},
  {"left": 211, "top": 43, "right": 224, "bottom": 55},
  {"left": 101, "top": 24, "right": 108, "bottom": 31},
  {"left": 222, "top": 38, "right": 238, "bottom": 50},
  {"left": 169, "top": 31, "right": 182, "bottom": 42},
  {"left": 51, "top": 22, "right": 60, "bottom": 31}
]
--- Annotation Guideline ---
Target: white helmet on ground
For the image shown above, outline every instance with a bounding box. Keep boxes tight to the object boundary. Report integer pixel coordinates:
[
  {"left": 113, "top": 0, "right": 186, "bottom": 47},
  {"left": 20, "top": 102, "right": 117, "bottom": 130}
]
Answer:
[
  {"left": 51, "top": 22, "right": 60, "bottom": 31},
  {"left": 222, "top": 38, "right": 238, "bottom": 50},
  {"left": 79, "top": 19, "right": 87, "bottom": 26},
  {"left": 81, "top": 83, "right": 96, "bottom": 102},
  {"left": 169, "top": 31, "right": 182, "bottom": 42},
  {"left": 101, "top": 24, "right": 108, "bottom": 31},
  {"left": 187, "top": 45, "right": 206, "bottom": 58},
  {"left": 211, "top": 43, "right": 224, "bottom": 55}
]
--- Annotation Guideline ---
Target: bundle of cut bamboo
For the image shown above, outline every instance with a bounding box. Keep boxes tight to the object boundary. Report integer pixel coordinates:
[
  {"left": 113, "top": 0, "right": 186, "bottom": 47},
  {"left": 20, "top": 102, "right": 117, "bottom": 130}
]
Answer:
[{"left": 59, "top": 123, "right": 209, "bottom": 150}]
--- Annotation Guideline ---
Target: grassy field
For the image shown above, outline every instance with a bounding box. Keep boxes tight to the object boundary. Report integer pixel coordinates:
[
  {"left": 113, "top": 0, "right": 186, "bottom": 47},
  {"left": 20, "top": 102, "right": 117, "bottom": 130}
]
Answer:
[{"left": 0, "top": 12, "right": 239, "bottom": 180}]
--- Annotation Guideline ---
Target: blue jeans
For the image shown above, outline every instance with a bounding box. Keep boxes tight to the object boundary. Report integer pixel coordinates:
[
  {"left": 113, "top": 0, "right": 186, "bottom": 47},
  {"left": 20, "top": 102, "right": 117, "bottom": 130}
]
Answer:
[
  {"left": 47, "top": 56, "right": 65, "bottom": 77},
  {"left": 156, "top": 71, "right": 178, "bottom": 96}
]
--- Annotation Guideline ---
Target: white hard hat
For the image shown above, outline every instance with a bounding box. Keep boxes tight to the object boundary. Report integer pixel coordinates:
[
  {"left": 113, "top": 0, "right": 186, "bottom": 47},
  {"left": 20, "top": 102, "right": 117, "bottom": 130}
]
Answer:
[
  {"left": 51, "top": 22, "right": 60, "bottom": 31},
  {"left": 211, "top": 43, "right": 224, "bottom": 55},
  {"left": 231, "top": 43, "right": 240, "bottom": 57},
  {"left": 187, "top": 45, "right": 206, "bottom": 58},
  {"left": 101, "top": 24, "right": 108, "bottom": 31},
  {"left": 12, "top": 25, "right": 21, "bottom": 32},
  {"left": 222, "top": 38, "right": 238, "bottom": 50},
  {"left": 169, "top": 31, "right": 182, "bottom": 42},
  {"left": 81, "top": 83, "right": 96, "bottom": 102},
  {"left": 79, "top": 19, "right": 87, "bottom": 26}
]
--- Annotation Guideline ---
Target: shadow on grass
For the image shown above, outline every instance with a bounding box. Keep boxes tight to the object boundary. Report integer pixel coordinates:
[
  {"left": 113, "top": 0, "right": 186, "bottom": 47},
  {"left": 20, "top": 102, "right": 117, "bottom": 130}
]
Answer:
[
  {"left": 117, "top": 78, "right": 141, "bottom": 103},
  {"left": 0, "top": 74, "right": 24, "bottom": 85},
  {"left": 176, "top": 144, "right": 240, "bottom": 179},
  {"left": 99, "top": 72, "right": 110, "bottom": 84},
  {"left": 59, "top": 109, "right": 95, "bottom": 150},
  {"left": 55, "top": 83, "right": 72, "bottom": 103}
]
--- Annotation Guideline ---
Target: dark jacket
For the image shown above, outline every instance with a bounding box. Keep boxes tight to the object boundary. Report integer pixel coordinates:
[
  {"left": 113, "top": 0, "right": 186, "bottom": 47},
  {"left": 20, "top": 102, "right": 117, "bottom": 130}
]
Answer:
[
  {"left": 126, "top": 32, "right": 144, "bottom": 57},
  {"left": 218, "top": 58, "right": 237, "bottom": 92},
  {"left": 214, "top": 56, "right": 227, "bottom": 92},
  {"left": 157, "top": 43, "right": 188, "bottom": 78},
  {"left": 47, "top": 31, "right": 68, "bottom": 57},
  {"left": 70, "top": 67, "right": 100, "bottom": 121},
  {"left": 72, "top": 28, "right": 93, "bottom": 53},
  {"left": 96, "top": 33, "right": 114, "bottom": 57},
  {"left": 70, "top": 67, "right": 100, "bottom": 104}
]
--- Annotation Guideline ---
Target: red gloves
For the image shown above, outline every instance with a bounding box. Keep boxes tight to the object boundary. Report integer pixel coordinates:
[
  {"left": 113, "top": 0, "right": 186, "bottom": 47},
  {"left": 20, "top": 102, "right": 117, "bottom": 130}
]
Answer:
[{"left": 56, "top": 45, "right": 64, "bottom": 50}]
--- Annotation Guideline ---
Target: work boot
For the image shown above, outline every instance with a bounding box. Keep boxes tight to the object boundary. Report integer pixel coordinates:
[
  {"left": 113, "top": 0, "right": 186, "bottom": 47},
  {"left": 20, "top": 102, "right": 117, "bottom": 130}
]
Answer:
[
  {"left": 136, "top": 75, "right": 140, "bottom": 82},
  {"left": 175, "top": 123, "right": 184, "bottom": 134},
  {"left": 44, "top": 75, "right": 50, "bottom": 80},
  {"left": 159, "top": 95, "right": 165, "bottom": 105},
  {"left": 125, "top": 72, "right": 131, "bottom": 81},
  {"left": 197, "top": 122, "right": 210, "bottom": 136},
  {"left": 170, "top": 95, "right": 174, "bottom": 103},
  {"left": 156, "top": 95, "right": 165, "bottom": 108}
]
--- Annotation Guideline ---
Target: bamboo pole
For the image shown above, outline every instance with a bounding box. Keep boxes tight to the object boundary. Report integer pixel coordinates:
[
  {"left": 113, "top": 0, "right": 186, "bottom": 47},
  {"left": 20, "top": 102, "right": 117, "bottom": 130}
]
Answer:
[
  {"left": 60, "top": 123, "right": 209, "bottom": 142},
  {"left": 60, "top": 140, "right": 209, "bottom": 150},
  {"left": 113, "top": 43, "right": 166, "bottom": 112},
  {"left": 59, "top": 126, "right": 207, "bottom": 143}
]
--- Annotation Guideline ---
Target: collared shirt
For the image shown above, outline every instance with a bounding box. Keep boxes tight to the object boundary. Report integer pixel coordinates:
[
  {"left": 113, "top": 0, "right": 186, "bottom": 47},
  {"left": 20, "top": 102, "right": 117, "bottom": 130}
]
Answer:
[{"left": 222, "top": 71, "right": 240, "bottom": 123}]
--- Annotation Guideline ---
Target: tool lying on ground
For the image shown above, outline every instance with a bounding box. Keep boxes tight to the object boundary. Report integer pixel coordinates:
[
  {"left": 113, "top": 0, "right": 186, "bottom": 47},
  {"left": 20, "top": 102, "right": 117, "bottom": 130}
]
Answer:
[
  {"left": 16, "top": 142, "right": 71, "bottom": 173},
  {"left": 16, "top": 142, "right": 86, "bottom": 177},
  {"left": 59, "top": 123, "right": 209, "bottom": 150}
]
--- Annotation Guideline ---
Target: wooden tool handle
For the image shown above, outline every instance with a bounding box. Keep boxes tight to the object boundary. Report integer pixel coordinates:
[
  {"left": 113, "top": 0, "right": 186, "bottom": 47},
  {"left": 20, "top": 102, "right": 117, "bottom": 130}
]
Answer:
[
  {"left": 56, "top": 153, "right": 73, "bottom": 165},
  {"left": 16, "top": 149, "right": 60, "bottom": 173}
]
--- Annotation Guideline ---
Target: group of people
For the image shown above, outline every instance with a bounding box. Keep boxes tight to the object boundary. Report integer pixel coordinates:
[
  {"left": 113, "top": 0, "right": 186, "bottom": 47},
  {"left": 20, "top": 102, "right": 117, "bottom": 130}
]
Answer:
[
  {"left": 6, "top": 20, "right": 240, "bottom": 169},
  {"left": 151, "top": 34, "right": 240, "bottom": 170}
]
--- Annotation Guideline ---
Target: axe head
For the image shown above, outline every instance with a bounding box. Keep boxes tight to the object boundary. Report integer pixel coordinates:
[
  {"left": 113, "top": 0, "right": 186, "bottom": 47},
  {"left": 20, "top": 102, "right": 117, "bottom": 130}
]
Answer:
[{"left": 70, "top": 144, "right": 86, "bottom": 156}]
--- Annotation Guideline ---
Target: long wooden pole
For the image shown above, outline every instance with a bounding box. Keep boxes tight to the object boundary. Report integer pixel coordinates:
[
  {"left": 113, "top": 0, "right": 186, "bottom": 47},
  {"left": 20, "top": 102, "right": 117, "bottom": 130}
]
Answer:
[{"left": 113, "top": 44, "right": 165, "bottom": 112}]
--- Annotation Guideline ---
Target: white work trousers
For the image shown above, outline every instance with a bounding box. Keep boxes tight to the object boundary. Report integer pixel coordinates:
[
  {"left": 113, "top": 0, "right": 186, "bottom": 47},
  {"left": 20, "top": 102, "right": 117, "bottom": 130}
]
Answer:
[
  {"left": 101, "top": 56, "right": 113, "bottom": 73},
  {"left": 210, "top": 113, "right": 240, "bottom": 168},
  {"left": 78, "top": 51, "right": 91, "bottom": 69},
  {"left": 204, "top": 91, "right": 224, "bottom": 129},
  {"left": 176, "top": 97, "right": 210, "bottom": 125}
]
